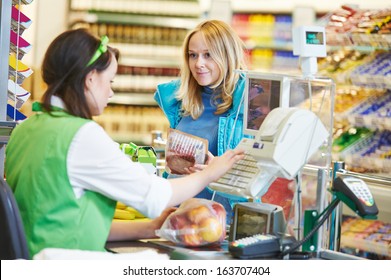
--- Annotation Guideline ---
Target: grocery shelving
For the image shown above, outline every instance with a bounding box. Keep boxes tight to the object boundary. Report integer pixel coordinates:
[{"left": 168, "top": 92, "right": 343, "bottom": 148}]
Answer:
[
  {"left": 182, "top": 3, "right": 391, "bottom": 179},
  {"left": 230, "top": 0, "right": 386, "bottom": 14},
  {"left": 341, "top": 216, "right": 391, "bottom": 258},
  {"left": 67, "top": 0, "right": 203, "bottom": 144},
  {"left": 231, "top": 12, "right": 298, "bottom": 72},
  {"left": 320, "top": 6, "right": 391, "bottom": 176},
  {"left": 1, "top": 0, "right": 33, "bottom": 177}
]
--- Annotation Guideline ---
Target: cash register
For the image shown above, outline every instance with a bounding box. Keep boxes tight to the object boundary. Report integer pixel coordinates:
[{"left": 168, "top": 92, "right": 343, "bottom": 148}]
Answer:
[{"left": 210, "top": 104, "right": 329, "bottom": 259}]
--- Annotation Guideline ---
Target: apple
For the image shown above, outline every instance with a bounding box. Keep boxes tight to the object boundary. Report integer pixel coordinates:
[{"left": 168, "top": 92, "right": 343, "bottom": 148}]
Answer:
[
  {"left": 169, "top": 212, "right": 189, "bottom": 230},
  {"left": 162, "top": 199, "right": 229, "bottom": 246},
  {"left": 211, "top": 203, "right": 226, "bottom": 220},
  {"left": 182, "top": 224, "right": 202, "bottom": 246},
  {"left": 187, "top": 205, "right": 212, "bottom": 224},
  {"left": 199, "top": 217, "right": 223, "bottom": 243}
]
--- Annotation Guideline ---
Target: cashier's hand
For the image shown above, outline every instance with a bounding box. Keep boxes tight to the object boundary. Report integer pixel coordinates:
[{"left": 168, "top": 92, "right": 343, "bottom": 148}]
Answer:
[
  {"left": 184, "top": 151, "right": 214, "bottom": 174},
  {"left": 151, "top": 207, "right": 177, "bottom": 233},
  {"left": 203, "top": 149, "right": 245, "bottom": 182}
]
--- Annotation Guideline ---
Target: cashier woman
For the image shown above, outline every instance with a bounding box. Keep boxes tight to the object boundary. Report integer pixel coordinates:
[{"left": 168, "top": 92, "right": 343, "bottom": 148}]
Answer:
[{"left": 4, "top": 28, "right": 245, "bottom": 257}]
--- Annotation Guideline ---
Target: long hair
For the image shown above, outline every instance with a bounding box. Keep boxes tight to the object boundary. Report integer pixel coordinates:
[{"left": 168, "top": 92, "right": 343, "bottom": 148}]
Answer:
[
  {"left": 41, "top": 28, "right": 119, "bottom": 119},
  {"left": 177, "top": 20, "right": 247, "bottom": 119}
]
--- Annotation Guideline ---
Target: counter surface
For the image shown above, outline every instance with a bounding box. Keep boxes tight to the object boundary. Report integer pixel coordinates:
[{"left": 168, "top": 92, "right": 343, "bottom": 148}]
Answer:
[
  {"left": 106, "top": 239, "right": 234, "bottom": 260},
  {"left": 106, "top": 239, "right": 315, "bottom": 260}
]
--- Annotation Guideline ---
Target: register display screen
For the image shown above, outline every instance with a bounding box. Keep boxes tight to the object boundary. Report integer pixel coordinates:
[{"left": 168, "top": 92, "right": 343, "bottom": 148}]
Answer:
[
  {"left": 246, "top": 78, "right": 281, "bottom": 131},
  {"left": 235, "top": 207, "right": 268, "bottom": 240}
]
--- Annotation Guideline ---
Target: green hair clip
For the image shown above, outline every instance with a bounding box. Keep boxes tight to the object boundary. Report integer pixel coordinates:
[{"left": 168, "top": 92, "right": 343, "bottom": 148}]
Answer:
[{"left": 86, "top": 35, "right": 109, "bottom": 67}]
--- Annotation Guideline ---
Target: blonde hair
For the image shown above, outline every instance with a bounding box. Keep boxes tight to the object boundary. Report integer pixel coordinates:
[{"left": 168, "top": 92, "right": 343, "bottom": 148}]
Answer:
[{"left": 177, "top": 20, "right": 247, "bottom": 119}]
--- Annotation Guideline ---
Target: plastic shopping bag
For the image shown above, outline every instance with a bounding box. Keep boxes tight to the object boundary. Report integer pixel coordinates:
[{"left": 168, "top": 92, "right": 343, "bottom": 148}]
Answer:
[{"left": 155, "top": 198, "right": 226, "bottom": 247}]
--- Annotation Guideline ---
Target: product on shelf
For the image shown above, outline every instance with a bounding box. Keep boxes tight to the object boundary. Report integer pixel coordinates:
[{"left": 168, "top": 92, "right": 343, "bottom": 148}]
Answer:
[
  {"left": 12, "top": 0, "right": 33, "bottom": 5},
  {"left": 333, "top": 88, "right": 382, "bottom": 116},
  {"left": 70, "top": 0, "right": 201, "bottom": 18},
  {"left": 9, "top": 29, "right": 32, "bottom": 59},
  {"left": 350, "top": 52, "right": 391, "bottom": 90},
  {"left": 8, "top": 54, "right": 33, "bottom": 84},
  {"left": 68, "top": 1, "right": 201, "bottom": 144},
  {"left": 11, "top": 5, "right": 32, "bottom": 35},
  {"left": 231, "top": 12, "right": 297, "bottom": 71},
  {"left": 6, "top": 0, "right": 34, "bottom": 121},
  {"left": 341, "top": 216, "right": 391, "bottom": 258},
  {"left": 319, "top": 6, "right": 391, "bottom": 176},
  {"left": 322, "top": 5, "right": 391, "bottom": 48},
  {"left": 332, "top": 127, "right": 373, "bottom": 154},
  {"left": 7, "top": 78, "right": 30, "bottom": 109},
  {"left": 346, "top": 90, "right": 391, "bottom": 130},
  {"left": 318, "top": 49, "right": 369, "bottom": 85},
  {"left": 94, "top": 105, "right": 170, "bottom": 144},
  {"left": 341, "top": 130, "right": 391, "bottom": 173}
]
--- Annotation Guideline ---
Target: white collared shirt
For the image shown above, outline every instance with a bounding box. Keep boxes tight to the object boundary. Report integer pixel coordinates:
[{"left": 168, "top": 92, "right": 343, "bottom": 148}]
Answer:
[{"left": 52, "top": 96, "right": 172, "bottom": 218}]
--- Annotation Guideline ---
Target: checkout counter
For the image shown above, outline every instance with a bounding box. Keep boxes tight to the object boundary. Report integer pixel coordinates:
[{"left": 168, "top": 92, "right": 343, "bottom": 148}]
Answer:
[
  {"left": 106, "top": 166, "right": 389, "bottom": 261},
  {"left": 113, "top": 104, "right": 388, "bottom": 260},
  {"left": 106, "top": 239, "right": 233, "bottom": 260},
  {"left": 118, "top": 70, "right": 390, "bottom": 260}
]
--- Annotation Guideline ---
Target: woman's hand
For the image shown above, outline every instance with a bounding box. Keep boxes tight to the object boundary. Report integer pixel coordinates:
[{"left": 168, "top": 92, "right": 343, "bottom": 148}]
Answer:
[
  {"left": 167, "top": 149, "right": 245, "bottom": 207},
  {"left": 150, "top": 207, "right": 177, "bottom": 233},
  {"left": 108, "top": 207, "right": 177, "bottom": 241},
  {"left": 202, "top": 149, "right": 245, "bottom": 182}
]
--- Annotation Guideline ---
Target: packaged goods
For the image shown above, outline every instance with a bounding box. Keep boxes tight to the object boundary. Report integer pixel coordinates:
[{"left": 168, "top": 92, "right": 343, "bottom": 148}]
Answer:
[{"left": 165, "top": 129, "right": 208, "bottom": 175}]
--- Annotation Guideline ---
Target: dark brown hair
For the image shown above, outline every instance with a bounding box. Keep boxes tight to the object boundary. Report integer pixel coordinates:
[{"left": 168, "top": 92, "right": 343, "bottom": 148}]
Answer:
[{"left": 41, "top": 28, "right": 119, "bottom": 119}]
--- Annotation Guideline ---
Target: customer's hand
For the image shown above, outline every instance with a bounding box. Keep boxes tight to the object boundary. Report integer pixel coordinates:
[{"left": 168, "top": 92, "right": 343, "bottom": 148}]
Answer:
[{"left": 184, "top": 151, "right": 214, "bottom": 173}]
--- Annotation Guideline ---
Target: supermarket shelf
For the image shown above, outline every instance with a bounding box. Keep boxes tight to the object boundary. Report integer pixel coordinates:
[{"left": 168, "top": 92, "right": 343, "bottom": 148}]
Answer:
[
  {"left": 119, "top": 57, "right": 180, "bottom": 68},
  {"left": 327, "top": 32, "right": 391, "bottom": 50},
  {"left": 247, "top": 42, "right": 293, "bottom": 51},
  {"left": 69, "top": 0, "right": 202, "bottom": 18},
  {"left": 69, "top": 11, "right": 201, "bottom": 29},
  {"left": 339, "top": 130, "right": 391, "bottom": 174},
  {"left": 231, "top": 0, "right": 387, "bottom": 14},
  {"left": 109, "top": 93, "right": 157, "bottom": 106},
  {"left": 112, "top": 134, "right": 152, "bottom": 146},
  {"left": 344, "top": 93, "right": 391, "bottom": 129},
  {"left": 341, "top": 216, "right": 391, "bottom": 257},
  {"left": 113, "top": 42, "right": 182, "bottom": 68}
]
